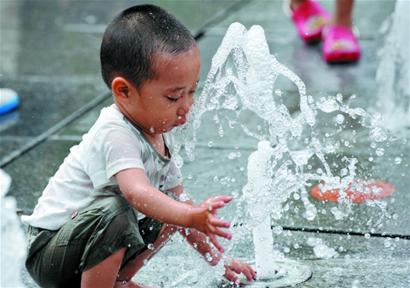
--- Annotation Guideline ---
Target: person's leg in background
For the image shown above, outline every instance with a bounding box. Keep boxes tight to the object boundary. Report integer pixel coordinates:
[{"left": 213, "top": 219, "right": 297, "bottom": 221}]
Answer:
[
  {"left": 288, "top": 0, "right": 361, "bottom": 63},
  {"left": 289, "top": 0, "right": 330, "bottom": 44},
  {"left": 323, "top": 0, "right": 361, "bottom": 63},
  {"left": 334, "top": 0, "right": 354, "bottom": 27}
]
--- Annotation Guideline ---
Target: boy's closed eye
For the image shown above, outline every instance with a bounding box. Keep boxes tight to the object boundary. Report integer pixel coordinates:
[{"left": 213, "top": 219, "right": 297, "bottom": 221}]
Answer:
[
  {"left": 165, "top": 81, "right": 198, "bottom": 103},
  {"left": 166, "top": 90, "right": 195, "bottom": 102},
  {"left": 166, "top": 95, "right": 180, "bottom": 102}
]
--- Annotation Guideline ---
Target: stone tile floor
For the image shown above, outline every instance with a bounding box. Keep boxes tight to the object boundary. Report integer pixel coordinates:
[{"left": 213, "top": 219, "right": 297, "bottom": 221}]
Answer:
[{"left": 1, "top": 0, "right": 409, "bottom": 287}]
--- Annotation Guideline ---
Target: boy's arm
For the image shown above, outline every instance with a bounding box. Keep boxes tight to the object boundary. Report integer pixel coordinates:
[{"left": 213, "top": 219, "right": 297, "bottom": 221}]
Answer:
[
  {"left": 115, "top": 168, "right": 232, "bottom": 250},
  {"left": 166, "top": 185, "right": 225, "bottom": 256},
  {"left": 166, "top": 185, "right": 228, "bottom": 254},
  {"left": 167, "top": 186, "right": 256, "bottom": 283}
]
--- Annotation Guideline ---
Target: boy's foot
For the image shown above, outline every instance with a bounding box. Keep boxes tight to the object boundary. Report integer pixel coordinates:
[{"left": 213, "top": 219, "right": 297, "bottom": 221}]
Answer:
[
  {"left": 322, "top": 25, "right": 361, "bottom": 64},
  {"left": 0, "top": 88, "right": 20, "bottom": 115},
  {"left": 289, "top": 0, "right": 330, "bottom": 44}
]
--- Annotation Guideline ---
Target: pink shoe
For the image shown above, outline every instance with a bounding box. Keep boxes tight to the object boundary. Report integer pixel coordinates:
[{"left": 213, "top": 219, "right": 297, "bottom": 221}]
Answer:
[
  {"left": 290, "top": 0, "right": 330, "bottom": 44},
  {"left": 323, "top": 25, "right": 361, "bottom": 63}
]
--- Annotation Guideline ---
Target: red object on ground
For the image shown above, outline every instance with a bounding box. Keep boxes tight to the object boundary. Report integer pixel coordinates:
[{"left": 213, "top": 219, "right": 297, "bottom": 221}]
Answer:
[{"left": 310, "top": 179, "right": 395, "bottom": 203}]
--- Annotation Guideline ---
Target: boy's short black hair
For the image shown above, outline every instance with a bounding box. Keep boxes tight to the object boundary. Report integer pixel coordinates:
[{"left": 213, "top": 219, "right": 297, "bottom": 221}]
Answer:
[{"left": 100, "top": 4, "right": 195, "bottom": 88}]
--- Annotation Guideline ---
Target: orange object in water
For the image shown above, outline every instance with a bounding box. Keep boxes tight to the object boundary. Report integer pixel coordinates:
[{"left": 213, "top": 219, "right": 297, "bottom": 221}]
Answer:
[{"left": 310, "top": 179, "right": 395, "bottom": 203}]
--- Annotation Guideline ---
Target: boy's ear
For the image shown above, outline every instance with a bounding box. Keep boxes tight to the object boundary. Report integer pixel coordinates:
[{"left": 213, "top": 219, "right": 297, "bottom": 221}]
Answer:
[{"left": 111, "top": 77, "right": 136, "bottom": 102}]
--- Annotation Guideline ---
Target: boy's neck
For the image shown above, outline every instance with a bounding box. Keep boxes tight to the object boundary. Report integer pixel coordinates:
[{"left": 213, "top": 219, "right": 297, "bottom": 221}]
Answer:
[
  {"left": 143, "top": 132, "right": 169, "bottom": 159},
  {"left": 117, "top": 105, "right": 168, "bottom": 157},
  {"left": 116, "top": 102, "right": 153, "bottom": 135}
]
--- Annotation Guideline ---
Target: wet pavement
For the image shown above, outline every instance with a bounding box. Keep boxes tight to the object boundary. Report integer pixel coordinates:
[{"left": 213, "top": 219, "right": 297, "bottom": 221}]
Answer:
[{"left": 1, "top": 0, "right": 409, "bottom": 287}]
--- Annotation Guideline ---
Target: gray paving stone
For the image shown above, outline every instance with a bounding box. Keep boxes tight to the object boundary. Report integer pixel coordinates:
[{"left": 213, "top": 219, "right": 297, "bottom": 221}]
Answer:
[
  {"left": 5, "top": 139, "right": 78, "bottom": 212},
  {"left": 2, "top": 0, "right": 409, "bottom": 287}
]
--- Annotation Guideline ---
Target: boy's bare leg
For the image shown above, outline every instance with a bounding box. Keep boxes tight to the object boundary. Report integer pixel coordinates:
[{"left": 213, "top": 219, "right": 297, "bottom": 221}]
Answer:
[
  {"left": 81, "top": 248, "right": 126, "bottom": 288},
  {"left": 334, "top": 0, "right": 354, "bottom": 27},
  {"left": 116, "top": 224, "right": 178, "bottom": 283},
  {"left": 290, "top": 0, "right": 307, "bottom": 10},
  {"left": 80, "top": 225, "right": 177, "bottom": 288}
]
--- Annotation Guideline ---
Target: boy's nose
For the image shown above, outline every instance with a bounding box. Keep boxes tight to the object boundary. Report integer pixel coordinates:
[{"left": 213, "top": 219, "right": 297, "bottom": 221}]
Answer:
[{"left": 177, "top": 96, "right": 193, "bottom": 116}]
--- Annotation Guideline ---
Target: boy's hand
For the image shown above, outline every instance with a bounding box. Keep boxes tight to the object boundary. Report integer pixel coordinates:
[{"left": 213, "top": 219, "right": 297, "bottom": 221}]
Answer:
[
  {"left": 187, "top": 195, "right": 233, "bottom": 252},
  {"left": 224, "top": 258, "right": 257, "bottom": 285}
]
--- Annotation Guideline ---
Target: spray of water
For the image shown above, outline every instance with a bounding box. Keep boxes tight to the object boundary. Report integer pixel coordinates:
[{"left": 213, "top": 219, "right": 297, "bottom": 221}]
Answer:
[
  {"left": 177, "top": 22, "right": 393, "bottom": 223},
  {"left": 376, "top": 0, "right": 410, "bottom": 131},
  {"left": 1, "top": 169, "right": 26, "bottom": 287},
  {"left": 172, "top": 22, "right": 401, "bottom": 284}
]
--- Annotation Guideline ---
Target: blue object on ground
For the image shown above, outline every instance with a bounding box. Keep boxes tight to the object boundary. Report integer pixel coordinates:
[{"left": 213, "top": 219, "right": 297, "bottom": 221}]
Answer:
[{"left": 0, "top": 88, "right": 20, "bottom": 115}]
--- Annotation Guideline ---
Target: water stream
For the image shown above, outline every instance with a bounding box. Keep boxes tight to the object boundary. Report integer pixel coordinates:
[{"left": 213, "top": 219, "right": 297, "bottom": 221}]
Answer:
[
  {"left": 174, "top": 21, "right": 401, "bottom": 287},
  {"left": 376, "top": 0, "right": 410, "bottom": 131},
  {"left": 1, "top": 169, "right": 26, "bottom": 287}
]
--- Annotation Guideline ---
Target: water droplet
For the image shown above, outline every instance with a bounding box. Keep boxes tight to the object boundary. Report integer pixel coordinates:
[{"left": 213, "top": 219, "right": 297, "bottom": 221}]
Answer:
[
  {"left": 147, "top": 243, "right": 154, "bottom": 250},
  {"left": 364, "top": 233, "right": 371, "bottom": 239},
  {"left": 218, "top": 126, "right": 224, "bottom": 137},
  {"left": 205, "top": 252, "right": 213, "bottom": 262},
  {"left": 335, "top": 114, "right": 345, "bottom": 124},
  {"left": 318, "top": 98, "right": 339, "bottom": 113},
  {"left": 207, "top": 141, "right": 213, "bottom": 148},
  {"left": 351, "top": 279, "right": 360, "bottom": 288},
  {"left": 228, "top": 151, "right": 241, "bottom": 160},
  {"left": 370, "top": 127, "right": 387, "bottom": 142},
  {"left": 272, "top": 226, "right": 283, "bottom": 235},
  {"left": 394, "top": 157, "right": 402, "bottom": 164},
  {"left": 384, "top": 238, "right": 392, "bottom": 248},
  {"left": 174, "top": 154, "right": 184, "bottom": 168},
  {"left": 375, "top": 147, "right": 384, "bottom": 156}
]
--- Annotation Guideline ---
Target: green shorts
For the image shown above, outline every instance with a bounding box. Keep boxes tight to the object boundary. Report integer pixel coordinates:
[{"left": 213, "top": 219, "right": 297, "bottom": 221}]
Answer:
[{"left": 25, "top": 195, "right": 163, "bottom": 288}]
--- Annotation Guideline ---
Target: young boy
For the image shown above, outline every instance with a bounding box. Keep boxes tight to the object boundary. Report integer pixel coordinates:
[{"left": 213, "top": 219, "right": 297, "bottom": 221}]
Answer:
[{"left": 22, "top": 4, "right": 256, "bottom": 288}]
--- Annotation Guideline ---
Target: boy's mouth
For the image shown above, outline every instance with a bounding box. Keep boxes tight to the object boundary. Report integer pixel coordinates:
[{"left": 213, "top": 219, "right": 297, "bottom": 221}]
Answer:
[{"left": 176, "top": 115, "right": 187, "bottom": 126}]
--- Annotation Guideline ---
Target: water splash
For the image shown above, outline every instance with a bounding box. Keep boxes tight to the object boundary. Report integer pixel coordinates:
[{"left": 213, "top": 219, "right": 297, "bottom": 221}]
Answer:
[
  {"left": 178, "top": 22, "right": 394, "bottom": 222},
  {"left": 376, "top": 0, "right": 410, "bottom": 131},
  {"left": 1, "top": 169, "right": 26, "bottom": 287},
  {"left": 171, "top": 22, "right": 402, "bottom": 285}
]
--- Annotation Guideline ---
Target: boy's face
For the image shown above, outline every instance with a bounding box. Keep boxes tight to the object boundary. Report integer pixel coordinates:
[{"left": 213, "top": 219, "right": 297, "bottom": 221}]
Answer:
[{"left": 116, "top": 46, "right": 200, "bottom": 135}]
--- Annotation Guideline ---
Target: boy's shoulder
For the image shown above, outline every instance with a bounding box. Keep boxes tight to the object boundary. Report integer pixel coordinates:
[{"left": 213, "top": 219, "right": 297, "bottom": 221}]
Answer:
[
  {"left": 94, "top": 104, "right": 125, "bottom": 129},
  {"left": 99, "top": 104, "right": 121, "bottom": 120},
  {"left": 92, "top": 104, "right": 147, "bottom": 142},
  {"left": 85, "top": 104, "right": 130, "bottom": 140}
]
